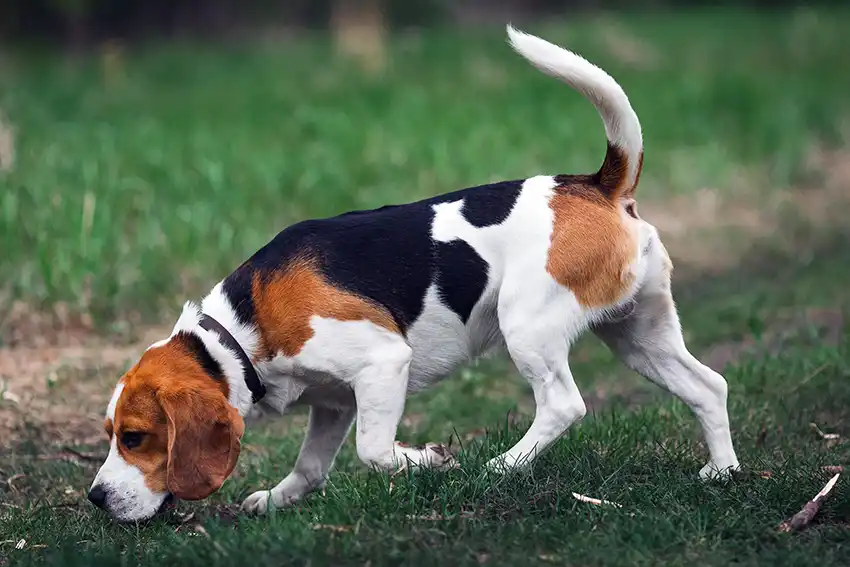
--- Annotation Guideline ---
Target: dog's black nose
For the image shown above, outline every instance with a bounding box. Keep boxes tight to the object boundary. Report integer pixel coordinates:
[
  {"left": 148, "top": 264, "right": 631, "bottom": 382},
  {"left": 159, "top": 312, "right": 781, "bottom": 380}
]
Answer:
[{"left": 87, "top": 485, "right": 108, "bottom": 510}]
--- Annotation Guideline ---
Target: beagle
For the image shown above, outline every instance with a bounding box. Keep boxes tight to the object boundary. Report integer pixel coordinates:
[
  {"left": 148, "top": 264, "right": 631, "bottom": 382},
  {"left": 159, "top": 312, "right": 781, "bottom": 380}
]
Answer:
[{"left": 88, "top": 26, "right": 740, "bottom": 522}]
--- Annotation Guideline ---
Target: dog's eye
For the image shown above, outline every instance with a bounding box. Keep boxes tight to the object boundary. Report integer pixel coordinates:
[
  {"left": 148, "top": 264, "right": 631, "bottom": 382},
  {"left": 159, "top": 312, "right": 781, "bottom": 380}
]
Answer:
[{"left": 120, "top": 431, "right": 145, "bottom": 449}]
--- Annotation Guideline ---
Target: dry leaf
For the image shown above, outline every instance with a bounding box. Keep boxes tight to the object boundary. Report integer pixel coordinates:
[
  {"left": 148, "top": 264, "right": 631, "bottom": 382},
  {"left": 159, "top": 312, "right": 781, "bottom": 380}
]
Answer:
[{"left": 15, "top": 539, "right": 26, "bottom": 550}]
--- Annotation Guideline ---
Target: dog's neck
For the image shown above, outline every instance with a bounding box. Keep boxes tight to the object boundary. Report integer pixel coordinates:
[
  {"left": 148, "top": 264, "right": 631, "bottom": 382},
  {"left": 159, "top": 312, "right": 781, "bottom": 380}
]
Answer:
[
  {"left": 159, "top": 285, "right": 256, "bottom": 417},
  {"left": 164, "top": 282, "right": 309, "bottom": 418},
  {"left": 197, "top": 281, "right": 310, "bottom": 418}
]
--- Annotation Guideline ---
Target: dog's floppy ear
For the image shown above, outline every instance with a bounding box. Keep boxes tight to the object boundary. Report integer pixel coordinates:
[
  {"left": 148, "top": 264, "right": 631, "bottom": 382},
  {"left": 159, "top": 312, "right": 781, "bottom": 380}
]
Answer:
[{"left": 159, "top": 388, "right": 245, "bottom": 500}]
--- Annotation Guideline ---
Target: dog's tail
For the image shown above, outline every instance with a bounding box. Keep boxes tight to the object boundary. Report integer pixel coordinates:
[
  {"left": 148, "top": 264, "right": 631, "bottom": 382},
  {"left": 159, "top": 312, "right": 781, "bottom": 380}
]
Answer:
[{"left": 506, "top": 25, "right": 643, "bottom": 200}]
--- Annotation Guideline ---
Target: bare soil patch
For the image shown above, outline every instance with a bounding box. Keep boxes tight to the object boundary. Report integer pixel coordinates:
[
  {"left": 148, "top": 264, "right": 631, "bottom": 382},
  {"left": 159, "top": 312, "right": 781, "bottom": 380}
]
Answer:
[{"left": 0, "top": 325, "right": 169, "bottom": 446}]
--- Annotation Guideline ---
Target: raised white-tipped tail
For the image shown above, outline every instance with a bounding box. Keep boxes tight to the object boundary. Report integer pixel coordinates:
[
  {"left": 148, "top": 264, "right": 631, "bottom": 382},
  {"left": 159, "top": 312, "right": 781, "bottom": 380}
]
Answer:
[{"left": 506, "top": 25, "right": 643, "bottom": 198}]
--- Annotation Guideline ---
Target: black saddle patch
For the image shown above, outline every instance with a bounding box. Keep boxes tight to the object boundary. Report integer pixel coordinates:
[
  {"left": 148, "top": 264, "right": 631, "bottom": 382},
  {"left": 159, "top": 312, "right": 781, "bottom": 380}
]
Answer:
[
  {"left": 221, "top": 179, "right": 524, "bottom": 333},
  {"left": 459, "top": 180, "right": 522, "bottom": 227},
  {"left": 435, "top": 240, "right": 489, "bottom": 324}
]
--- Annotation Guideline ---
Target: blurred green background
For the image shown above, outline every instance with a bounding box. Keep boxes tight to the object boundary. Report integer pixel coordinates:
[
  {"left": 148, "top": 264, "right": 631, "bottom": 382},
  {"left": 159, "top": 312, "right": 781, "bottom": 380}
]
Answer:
[{"left": 1, "top": 2, "right": 849, "bottom": 566}]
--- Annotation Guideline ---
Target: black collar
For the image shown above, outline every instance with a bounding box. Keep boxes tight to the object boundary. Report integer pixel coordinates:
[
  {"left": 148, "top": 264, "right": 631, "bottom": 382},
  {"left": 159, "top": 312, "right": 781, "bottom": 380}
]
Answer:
[{"left": 199, "top": 314, "right": 266, "bottom": 404}]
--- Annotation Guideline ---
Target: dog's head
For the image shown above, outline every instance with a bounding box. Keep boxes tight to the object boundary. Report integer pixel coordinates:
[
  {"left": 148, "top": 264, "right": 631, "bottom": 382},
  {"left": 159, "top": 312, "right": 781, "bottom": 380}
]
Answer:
[{"left": 88, "top": 324, "right": 244, "bottom": 522}]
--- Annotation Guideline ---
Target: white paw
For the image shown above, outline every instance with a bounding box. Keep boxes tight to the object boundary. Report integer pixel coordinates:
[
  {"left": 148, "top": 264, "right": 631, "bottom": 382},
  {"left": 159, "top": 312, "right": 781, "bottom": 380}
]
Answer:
[
  {"left": 423, "top": 443, "right": 458, "bottom": 470},
  {"left": 699, "top": 461, "right": 739, "bottom": 481},
  {"left": 392, "top": 442, "right": 458, "bottom": 470},
  {"left": 241, "top": 490, "right": 275, "bottom": 515},
  {"left": 484, "top": 450, "right": 535, "bottom": 474}
]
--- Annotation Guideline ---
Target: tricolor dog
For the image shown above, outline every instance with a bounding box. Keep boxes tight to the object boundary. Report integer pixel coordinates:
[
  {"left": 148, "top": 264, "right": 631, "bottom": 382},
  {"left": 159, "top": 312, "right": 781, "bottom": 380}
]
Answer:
[{"left": 89, "top": 26, "right": 740, "bottom": 522}]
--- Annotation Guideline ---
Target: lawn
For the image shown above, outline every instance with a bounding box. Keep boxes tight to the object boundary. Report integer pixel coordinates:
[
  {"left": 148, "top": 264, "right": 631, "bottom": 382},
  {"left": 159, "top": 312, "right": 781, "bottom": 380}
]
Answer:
[{"left": 2, "top": 7, "right": 850, "bottom": 566}]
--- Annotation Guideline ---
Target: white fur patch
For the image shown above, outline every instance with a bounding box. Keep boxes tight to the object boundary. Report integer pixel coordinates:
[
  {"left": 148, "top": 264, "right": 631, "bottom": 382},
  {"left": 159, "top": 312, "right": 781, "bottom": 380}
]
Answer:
[
  {"left": 201, "top": 282, "right": 262, "bottom": 358},
  {"left": 90, "top": 437, "right": 168, "bottom": 522},
  {"left": 171, "top": 300, "right": 202, "bottom": 335},
  {"left": 105, "top": 382, "right": 125, "bottom": 420},
  {"left": 407, "top": 285, "right": 471, "bottom": 391}
]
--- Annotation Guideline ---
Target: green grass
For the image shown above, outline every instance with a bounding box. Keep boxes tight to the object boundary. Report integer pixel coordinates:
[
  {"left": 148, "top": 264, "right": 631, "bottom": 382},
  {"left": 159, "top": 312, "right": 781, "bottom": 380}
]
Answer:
[
  {"left": 4, "top": 240, "right": 850, "bottom": 566},
  {"left": 1, "top": 7, "right": 849, "bottom": 323},
  {"left": 3, "top": 7, "right": 850, "bottom": 566}
]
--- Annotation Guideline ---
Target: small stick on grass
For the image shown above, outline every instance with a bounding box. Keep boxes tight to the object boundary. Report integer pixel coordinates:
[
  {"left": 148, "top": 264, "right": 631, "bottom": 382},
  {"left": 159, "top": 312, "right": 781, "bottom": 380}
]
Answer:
[
  {"left": 778, "top": 473, "right": 840, "bottom": 533},
  {"left": 571, "top": 492, "right": 623, "bottom": 508},
  {"left": 809, "top": 423, "right": 840, "bottom": 441}
]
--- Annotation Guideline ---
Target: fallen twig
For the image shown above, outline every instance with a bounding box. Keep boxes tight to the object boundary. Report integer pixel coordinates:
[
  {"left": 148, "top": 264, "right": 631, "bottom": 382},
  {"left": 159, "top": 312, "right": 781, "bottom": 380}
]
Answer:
[
  {"left": 810, "top": 423, "right": 841, "bottom": 441},
  {"left": 6, "top": 473, "right": 25, "bottom": 492},
  {"left": 311, "top": 524, "right": 352, "bottom": 533},
  {"left": 786, "top": 364, "right": 828, "bottom": 395},
  {"left": 404, "top": 511, "right": 475, "bottom": 522},
  {"left": 778, "top": 473, "right": 840, "bottom": 532},
  {"left": 172, "top": 512, "right": 196, "bottom": 533},
  {"left": 571, "top": 492, "right": 623, "bottom": 508},
  {"left": 387, "top": 463, "right": 406, "bottom": 494}
]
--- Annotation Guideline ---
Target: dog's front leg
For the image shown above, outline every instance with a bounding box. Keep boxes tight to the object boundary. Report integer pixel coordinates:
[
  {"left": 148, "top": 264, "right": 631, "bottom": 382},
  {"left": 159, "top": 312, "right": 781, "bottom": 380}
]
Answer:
[
  {"left": 242, "top": 405, "right": 356, "bottom": 514},
  {"left": 352, "top": 343, "right": 455, "bottom": 472}
]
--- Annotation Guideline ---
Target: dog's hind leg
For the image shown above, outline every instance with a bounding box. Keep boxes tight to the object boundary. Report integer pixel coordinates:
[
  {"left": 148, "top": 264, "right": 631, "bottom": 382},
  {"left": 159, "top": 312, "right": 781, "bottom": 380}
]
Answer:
[
  {"left": 593, "top": 265, "right": 740, "bottom": 479},
  {"left": 485, "top": 285, "right": 587, "bottom": 472}
]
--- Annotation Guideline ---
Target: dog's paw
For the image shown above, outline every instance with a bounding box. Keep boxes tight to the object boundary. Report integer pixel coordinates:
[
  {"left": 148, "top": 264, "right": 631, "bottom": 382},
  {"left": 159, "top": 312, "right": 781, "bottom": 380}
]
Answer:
[
  {"left": 393, "top": 441, "right": 458, "bottom": 470},
  {"left": 241, "top": 490, "right": 275, "bottom": 515},
  {"left": 423, "top": 442, "right": 459, "bottom": 470},
  {"left": 242, "top": 486, "right": 305, "bottom": 515},
  {"left": 698, "top": 461, "right": 740, "bottom": 481}
]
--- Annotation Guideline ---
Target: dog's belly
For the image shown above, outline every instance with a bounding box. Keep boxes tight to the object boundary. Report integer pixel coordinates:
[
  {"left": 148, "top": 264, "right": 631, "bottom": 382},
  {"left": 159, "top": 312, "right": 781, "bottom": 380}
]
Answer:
[{"left": 406, "top": 284, "right": 501, "bottom": 392}]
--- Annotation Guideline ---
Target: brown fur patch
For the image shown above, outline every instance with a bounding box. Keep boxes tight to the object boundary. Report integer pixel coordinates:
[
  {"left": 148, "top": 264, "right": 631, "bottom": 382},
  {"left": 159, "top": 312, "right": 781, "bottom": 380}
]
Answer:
[
  {"left": 111, "top": 339, "right": 241, "bottom": 496},
  {"left": 546, "top": 183, "right": 637, "bottom": 307},
  {"left": 251, "top": 257, "right": 400, "bottom": 358},
  {"left": 598, "top": 143, "right": 630, "bottom": 195},
  {"left": 594, "top": 144, "right": 644, "bottom": 201}
]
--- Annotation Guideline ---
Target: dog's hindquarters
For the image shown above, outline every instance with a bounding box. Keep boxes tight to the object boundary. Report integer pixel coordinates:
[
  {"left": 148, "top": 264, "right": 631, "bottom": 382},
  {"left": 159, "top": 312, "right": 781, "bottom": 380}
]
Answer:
[{"left": 592, "top": 237, "right": 740, "bottom": 478}]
